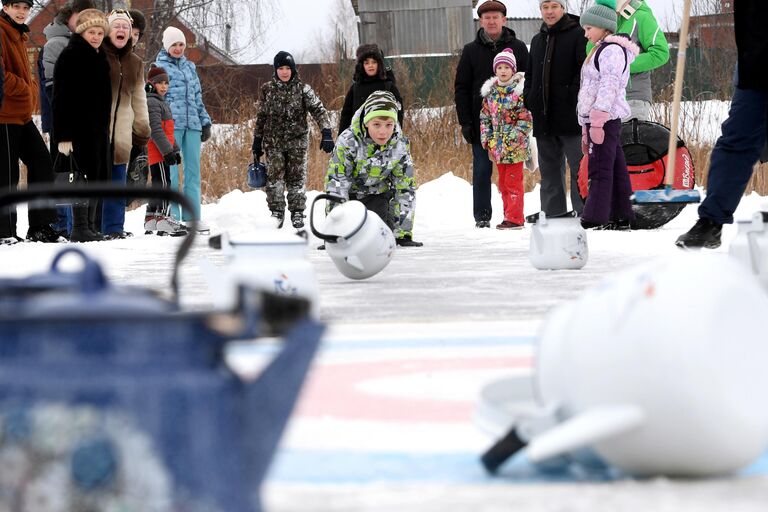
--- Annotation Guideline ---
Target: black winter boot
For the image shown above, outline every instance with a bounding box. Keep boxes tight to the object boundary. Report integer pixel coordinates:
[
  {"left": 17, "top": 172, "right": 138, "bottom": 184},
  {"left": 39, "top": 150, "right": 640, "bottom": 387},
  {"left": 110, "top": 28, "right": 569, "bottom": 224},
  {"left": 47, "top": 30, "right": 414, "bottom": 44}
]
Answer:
[
  {"left": 396, "top": 235, "right": 423, "bottom": 247},
  {"left": 291, "top": 211, "right": 305, "bottom": 229},
  {"left": 70, "top": 205, "right": 103, "bottom": 242},
  {"left": 87, "top": 200, "right": 105, "bottom": 240},
  {"left": 675, "top": 218, "right": 722, "bottom": 249}
]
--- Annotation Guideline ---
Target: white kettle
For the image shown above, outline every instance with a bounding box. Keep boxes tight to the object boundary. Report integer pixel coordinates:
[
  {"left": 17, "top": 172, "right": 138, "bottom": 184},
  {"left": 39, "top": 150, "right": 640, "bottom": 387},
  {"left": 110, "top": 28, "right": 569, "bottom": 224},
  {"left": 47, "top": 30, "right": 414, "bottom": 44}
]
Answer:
[
  {"left": 729, "top": 210, "right": 768, "bottom": 292},
  {"left": 480, "top": 254, "right": 768, "bottom": 477},
  {"left": 310, "top": 194, "right": 395, "bottom": 280},
  {"left": 529, "top": 212, "right": 588, "bottom": 270}
]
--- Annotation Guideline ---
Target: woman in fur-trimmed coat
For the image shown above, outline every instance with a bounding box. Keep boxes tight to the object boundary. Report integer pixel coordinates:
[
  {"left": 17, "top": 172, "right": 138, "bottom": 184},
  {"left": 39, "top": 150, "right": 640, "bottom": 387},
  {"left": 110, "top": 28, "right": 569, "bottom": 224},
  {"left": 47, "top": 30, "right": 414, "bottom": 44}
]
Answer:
[
  {"left": 100, "top": 10, "right": 150, "bottom": 238},
  {"left": 479, "top": 49, "right": 532, "bottom": 229},
  {"left": 52, "top": 9, "right": 112, "bottom": 242}
]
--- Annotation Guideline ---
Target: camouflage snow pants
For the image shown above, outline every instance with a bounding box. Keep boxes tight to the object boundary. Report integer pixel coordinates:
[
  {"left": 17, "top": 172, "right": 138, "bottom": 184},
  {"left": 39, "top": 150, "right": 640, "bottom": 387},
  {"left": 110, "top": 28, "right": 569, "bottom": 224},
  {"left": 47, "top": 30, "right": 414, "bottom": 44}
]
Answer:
[{"left": 265, "top": 146, "right": 308, "bottom": 214}]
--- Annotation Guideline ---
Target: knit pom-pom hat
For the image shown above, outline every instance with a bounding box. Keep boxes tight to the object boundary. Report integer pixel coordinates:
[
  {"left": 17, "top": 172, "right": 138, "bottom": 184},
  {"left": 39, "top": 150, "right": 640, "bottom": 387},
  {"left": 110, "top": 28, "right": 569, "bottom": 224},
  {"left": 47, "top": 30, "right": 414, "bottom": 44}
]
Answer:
[
  {"left": 493, "top": 48, "right": 517, "bottom": 73},
  {"left": 580, "top": 0, "right": 618, "bottom": 34}
]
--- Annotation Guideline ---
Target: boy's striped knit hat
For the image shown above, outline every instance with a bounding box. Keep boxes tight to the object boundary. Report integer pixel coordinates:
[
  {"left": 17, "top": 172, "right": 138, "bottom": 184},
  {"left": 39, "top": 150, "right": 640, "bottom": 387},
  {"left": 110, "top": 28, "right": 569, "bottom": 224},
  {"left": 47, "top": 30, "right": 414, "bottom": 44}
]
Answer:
[
  {"left": 580, "top": 0, "right": 617, "bottom": 33},
  {"left": 493, "top": 48, "right": 517, "bottom": 73},
  {"left": 362, "top": 91, "right": 399, "bottom": 125}
]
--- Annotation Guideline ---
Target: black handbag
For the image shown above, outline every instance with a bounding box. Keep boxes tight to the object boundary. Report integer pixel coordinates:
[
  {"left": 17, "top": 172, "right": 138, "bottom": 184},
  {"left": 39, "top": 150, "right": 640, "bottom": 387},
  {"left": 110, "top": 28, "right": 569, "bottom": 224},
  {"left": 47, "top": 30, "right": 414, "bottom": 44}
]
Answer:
[{"left": 53, "top": 152, "right": 88, "bottom": 184}]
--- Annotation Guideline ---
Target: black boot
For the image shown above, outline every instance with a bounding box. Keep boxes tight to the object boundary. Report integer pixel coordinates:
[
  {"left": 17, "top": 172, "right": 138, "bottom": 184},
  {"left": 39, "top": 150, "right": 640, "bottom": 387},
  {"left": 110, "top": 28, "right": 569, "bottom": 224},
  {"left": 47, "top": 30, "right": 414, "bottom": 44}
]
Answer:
[
  {"left": 675, "top": 218, "right": 722, "bottom": 249},
  {"left": 69, "top": 205, "right": 103, "bottom": 242},
  {"left": 87, "top": 200, "right": 105, "bottom": 241}
]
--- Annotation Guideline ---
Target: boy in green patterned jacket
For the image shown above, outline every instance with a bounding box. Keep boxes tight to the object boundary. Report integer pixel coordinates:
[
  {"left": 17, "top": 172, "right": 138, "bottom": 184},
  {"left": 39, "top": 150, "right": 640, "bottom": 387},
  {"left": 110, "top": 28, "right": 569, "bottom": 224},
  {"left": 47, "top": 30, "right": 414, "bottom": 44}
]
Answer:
[{"left": 325, "top": 90, "right": 422, "bottom": 247}]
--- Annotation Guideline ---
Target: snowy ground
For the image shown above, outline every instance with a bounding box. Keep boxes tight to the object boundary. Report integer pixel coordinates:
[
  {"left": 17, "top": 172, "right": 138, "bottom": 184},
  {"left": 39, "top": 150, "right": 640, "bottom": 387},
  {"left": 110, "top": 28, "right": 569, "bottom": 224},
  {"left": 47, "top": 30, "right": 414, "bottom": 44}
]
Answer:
[{"left": 3, "top": 173, "right": 768, "bottom": 511}]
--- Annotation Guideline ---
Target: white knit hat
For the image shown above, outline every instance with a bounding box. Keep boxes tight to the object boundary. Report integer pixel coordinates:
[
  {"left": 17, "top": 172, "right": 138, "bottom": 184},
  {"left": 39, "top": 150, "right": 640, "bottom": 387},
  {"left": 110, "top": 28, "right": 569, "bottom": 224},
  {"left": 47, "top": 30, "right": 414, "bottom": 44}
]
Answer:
[
  {"left": 107, "top": 9, "right": 132, "bottom": 27},
  {"left": 162, "top": 26, "right": 187, "bottom": 52}
]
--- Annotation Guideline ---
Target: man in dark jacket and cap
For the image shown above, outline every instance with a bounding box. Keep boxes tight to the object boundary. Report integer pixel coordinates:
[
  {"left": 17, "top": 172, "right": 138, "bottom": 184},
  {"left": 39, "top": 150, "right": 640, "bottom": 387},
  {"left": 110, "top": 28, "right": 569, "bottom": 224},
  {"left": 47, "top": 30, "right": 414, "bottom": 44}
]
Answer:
[
  {"left": 454, "top": 0, "right": 529, "bottom": 228},
  {"left": 523, "top": 0, "right": 586, "bottom": 221},
  {"left": 676, "top": 0, "right": 768, "bottom": 249}
]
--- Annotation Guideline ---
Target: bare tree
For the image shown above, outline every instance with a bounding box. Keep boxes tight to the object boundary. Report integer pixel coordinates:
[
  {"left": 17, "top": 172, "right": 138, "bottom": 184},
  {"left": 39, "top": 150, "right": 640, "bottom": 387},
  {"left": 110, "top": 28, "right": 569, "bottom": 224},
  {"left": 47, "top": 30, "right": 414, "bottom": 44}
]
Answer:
[{"left": 300, "top": 0, "right": 358, "bottom": 63}]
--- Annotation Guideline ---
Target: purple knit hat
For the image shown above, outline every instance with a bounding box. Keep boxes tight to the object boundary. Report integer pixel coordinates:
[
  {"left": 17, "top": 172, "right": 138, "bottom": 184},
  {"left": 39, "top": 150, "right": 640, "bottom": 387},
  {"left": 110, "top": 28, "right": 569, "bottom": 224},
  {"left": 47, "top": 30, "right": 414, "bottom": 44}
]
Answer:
[{"left": 493, "top": 48, "right": 517, "bottom": 73}]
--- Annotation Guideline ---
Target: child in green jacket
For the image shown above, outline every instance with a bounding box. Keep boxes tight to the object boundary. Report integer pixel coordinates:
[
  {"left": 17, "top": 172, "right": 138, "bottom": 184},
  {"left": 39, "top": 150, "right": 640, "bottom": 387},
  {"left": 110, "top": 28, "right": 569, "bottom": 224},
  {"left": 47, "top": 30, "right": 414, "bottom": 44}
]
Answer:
[{"left": 325, "top": 90, "right": 422, "bottom": 247}]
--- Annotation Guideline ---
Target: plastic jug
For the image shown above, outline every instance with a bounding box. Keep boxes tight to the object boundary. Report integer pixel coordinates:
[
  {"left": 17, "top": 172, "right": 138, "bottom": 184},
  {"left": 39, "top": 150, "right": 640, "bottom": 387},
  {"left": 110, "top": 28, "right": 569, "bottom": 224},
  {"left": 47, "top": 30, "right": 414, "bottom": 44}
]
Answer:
[{"left": 529, "top": 212, "right": 588, "bottom": 270}]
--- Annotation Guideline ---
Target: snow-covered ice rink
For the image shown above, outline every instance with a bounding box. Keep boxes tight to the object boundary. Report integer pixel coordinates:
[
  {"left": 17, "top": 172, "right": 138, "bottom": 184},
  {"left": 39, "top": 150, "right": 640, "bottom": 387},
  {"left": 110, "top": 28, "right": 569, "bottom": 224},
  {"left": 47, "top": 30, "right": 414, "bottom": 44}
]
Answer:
[{"left": 3, "top": 173, "right": 768, "bottom": 511}]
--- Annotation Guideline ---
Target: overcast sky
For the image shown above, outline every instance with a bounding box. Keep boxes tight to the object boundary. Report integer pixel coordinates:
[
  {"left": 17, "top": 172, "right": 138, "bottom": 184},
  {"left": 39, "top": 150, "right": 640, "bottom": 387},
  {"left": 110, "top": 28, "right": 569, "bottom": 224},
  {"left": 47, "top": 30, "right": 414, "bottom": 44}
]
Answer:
[{"left": 251, "top": 0, "right": 688, "bottom": 64}]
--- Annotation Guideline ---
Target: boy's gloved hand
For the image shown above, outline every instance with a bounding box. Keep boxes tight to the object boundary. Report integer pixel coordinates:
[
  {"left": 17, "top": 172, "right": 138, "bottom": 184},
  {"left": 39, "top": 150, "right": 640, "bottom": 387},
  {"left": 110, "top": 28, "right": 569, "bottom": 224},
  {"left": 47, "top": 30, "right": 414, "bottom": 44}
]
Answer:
[
  {"left": 320, "top": 128, "right": 334, "bottom": 153},
  {"left": 588, "top": 110, "right": 611, "bottom": 145},
  {"left": 58, "top": 141, "right": 73, "bottom": 155},
  {"left": 460, "top": 125, "right": 474, "bottom": 144},
  {"left": 581, "top": 126, "right": 588, "bottom": 155},
  {"left": 163, "top": 152, "right": 177, "bottom": 166},
  {"left": 201, "top": 124, "right": 212, "bottom": 142},
  {"left": 175, "top": 152, "right": 182, "bottom": 165},
  {"left": 252, "top": 137, "right": 263, "bottom": 159}
]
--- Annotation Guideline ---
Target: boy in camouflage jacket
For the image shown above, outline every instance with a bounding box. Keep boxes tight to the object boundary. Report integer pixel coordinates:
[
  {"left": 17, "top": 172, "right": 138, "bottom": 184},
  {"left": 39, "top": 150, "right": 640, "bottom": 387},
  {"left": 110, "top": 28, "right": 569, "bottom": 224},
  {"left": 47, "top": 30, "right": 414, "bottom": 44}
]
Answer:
[
  {"left": 325, "top": 90, "right": 422, "bottom": 247},
  {"left": 252, "top": 51, "right": 334, "bottom": 229}
]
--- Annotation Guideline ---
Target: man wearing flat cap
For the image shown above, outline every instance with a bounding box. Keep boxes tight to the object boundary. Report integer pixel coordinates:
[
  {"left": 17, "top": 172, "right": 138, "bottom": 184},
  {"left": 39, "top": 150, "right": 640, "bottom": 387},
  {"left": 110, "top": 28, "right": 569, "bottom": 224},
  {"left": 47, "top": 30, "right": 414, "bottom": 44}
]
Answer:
[{"left": 454, "top": 0, "right": 529, "bottom": 228}]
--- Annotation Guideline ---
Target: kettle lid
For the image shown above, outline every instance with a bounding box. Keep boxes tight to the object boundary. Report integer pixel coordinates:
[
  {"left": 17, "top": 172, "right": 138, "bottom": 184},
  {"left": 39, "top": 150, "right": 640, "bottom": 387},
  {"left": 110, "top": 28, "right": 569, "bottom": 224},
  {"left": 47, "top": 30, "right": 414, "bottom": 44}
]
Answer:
[
  {"left": 227, "top": 229, "right": 307, "bottom": 247},
  {"left": 322, "top": 201, "right": 368, "bottom": 239}
]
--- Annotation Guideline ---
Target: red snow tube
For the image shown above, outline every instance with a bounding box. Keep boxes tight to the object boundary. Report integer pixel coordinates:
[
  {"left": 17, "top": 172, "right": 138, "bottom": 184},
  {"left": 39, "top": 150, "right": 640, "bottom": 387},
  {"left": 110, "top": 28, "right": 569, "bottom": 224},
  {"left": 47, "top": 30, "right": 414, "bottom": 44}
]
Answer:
[{"left": 577, "top": 119, "right": 696, "bottom": 229}]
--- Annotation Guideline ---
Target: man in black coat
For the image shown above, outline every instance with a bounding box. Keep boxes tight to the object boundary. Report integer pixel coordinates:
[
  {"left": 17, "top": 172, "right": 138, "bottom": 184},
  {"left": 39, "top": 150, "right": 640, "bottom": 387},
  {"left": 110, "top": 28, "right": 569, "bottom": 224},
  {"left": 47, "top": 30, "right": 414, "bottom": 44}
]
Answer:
[
  {"left": 523, "top": 0, "right": 586, "bottom": 221},
  {"left": 676, "top": 0, "right": 768, "bottom": 249},
  {"left": 454, "top": 0, "right": 529, "bottom": 228}
]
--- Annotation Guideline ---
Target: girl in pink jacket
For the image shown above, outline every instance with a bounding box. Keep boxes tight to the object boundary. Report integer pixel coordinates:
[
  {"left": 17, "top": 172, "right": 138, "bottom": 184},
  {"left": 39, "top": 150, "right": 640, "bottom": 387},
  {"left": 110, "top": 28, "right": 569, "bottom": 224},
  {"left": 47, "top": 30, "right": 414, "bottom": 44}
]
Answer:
[{"left": 577, "top": 0, "right": 640, "bottom": 229}]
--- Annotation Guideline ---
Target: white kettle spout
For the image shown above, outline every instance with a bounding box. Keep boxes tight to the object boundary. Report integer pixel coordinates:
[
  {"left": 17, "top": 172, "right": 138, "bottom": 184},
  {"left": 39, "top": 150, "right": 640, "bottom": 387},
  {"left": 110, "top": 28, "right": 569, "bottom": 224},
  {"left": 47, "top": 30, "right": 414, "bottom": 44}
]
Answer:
[{"left": 524, "top": 405, "right": 645, "bottom": 463}]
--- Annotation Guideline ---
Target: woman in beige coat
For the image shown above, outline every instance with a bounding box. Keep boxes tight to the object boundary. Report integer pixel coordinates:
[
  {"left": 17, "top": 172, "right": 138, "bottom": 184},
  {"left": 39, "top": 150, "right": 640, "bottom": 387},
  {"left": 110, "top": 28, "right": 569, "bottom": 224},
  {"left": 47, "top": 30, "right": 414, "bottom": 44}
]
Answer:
[{"left": 100, "top": 9, "right": 150, "bottom": 239}]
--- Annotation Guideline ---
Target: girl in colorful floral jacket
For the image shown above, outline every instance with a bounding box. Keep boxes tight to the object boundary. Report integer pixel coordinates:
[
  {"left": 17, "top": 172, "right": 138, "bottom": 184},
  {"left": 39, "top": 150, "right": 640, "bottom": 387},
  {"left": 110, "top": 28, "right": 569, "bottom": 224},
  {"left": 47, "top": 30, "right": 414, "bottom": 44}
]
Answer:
[
  {"left": 479, "top": 47, "right": 532, "bottom": 229},
  {"left": 578, "top": 0, "right": 640, "bottom": 229}
]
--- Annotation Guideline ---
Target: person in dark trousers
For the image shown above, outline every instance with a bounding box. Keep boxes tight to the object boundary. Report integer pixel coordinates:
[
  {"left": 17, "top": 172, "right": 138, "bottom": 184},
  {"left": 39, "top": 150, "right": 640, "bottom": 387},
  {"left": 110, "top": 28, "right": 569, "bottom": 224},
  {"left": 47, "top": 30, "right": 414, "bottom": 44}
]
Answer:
[
  {"left": 52, "top": 8, "right": 112, "bottom": 242},
  {"left": 41, "top": 0, "right": 95, "bottom": 238},
  {"left": 0, "top": 0, "right": 61, "bottom": 245},
  {"left": 524, "top": 0, "right": 587, "bottom": 222},
  {"left": 676, "top": 0, "right": 768, "bottom": 249},
  {"left": 338, "top": 43, "right": 404, "bottom": 133},
  {"left": 454, "top": 0, "right": 529, "bottom": 228},
  {"left": 578, "top": 0, "right": 638, "bottom": 229}
]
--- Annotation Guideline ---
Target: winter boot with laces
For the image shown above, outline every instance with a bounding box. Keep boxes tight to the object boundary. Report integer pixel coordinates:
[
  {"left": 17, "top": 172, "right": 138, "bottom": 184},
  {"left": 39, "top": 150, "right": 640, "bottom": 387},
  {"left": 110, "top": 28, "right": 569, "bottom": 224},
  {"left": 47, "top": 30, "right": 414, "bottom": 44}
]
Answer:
[
  {"left": 291, "top": 211, "right": 305, "bottom": 229},
  {"left": 675, "top": 217, "right": 722, "bottom": 249}
]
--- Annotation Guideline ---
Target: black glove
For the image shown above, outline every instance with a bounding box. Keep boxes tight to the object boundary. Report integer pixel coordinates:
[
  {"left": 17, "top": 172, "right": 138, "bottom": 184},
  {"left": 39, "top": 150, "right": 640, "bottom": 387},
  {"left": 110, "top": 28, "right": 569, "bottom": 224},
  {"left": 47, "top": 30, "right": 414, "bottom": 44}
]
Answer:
[
  {"left": 320, "top": 128, "right": 334, "bottom": 153},
  {"left": 175, "top": 152, "right": 182, "bottom": 165},
  {"left": 461, "top": 125, "right": 474, "bottom": 145},
  {"left": 163, "top": 152, "right": 177, "bottom": 166},
  {"left": 201, "top": 124, "right": 212, "bottom": 142},
  {"left": 252, "top": 137, "right": 263, "bottom": 159},
  {"left": 396, "top": 235, "right": 423, "bottom": 247}
]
